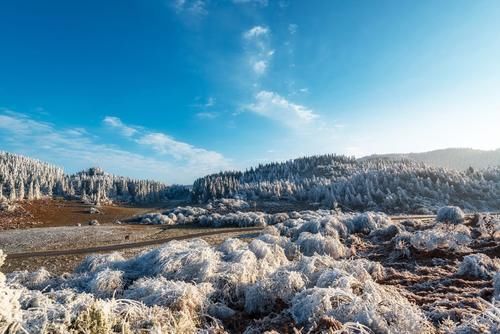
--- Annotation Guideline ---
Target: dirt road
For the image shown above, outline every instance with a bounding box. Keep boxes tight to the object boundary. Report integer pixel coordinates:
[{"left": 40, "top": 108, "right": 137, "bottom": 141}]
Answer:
[{"left": 5, "top": 226, "right": 264, "bottom": 259}]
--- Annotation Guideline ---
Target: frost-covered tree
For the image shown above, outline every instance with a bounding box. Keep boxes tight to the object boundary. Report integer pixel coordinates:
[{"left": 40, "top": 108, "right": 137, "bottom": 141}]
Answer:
[
  {"left": 192, "top": 155, "right": 500, "bottom": 213},
  {"left": 0, "top": 151, "right": 187, "bottom": 205}
]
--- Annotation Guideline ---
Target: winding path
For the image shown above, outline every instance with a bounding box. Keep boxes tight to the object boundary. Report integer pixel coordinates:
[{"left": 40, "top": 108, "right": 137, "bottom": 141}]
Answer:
[{"left": 6, "top": 227, "right": 264, "bottom": 259}]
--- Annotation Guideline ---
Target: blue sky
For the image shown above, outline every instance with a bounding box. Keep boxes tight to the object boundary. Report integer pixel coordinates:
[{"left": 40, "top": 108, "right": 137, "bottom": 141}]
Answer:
[{"left": 1, "top": 0, "right": 499, "bottom": 183}]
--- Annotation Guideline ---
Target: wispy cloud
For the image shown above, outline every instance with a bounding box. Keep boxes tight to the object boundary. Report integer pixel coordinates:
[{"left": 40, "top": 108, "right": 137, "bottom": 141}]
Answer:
[
  {"left": 192, "top": 96, "right": 219, "bottom": 119},
  {"left": 103, "top": 116, "right": 230, "bottom": 174},
  {"left": 288, "top": 23, "right": 298, "bottom": 35},
  {"left": 243, "top": 25, "right": 273, "bottom": 76},
  {"left": 205, "top": 96, "right": 216, "bottom": 107},
  {"left": 252, "top": 60, "right": 267, "bottom": 75},
  {"left": 137, "top": 132, "right": 226, "bottom": 169},
  {"left": 172, "top": 0, "right": 207, "bottom": 16},
  {"left": 103, "top": 116, "right": 138, "bottom": 137},
  {"left": 232, "top": 0, "right": 268, "bottom": 6},
  {"left": 0, "top": 110, "right": 230, "bottom": 183},
  {"left": 247, "top": 90, "right": 318, "bottom": 128},
  {"left": 196, "top": 111, "right": 219, "bottom": 119},
  {"left": 243, "top": 26, "right": 269, "bottom": 40}
]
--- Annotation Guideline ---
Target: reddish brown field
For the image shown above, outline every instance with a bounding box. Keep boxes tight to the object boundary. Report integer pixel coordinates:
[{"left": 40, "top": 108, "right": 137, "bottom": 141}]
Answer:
[{"left": 0, "top": 199, "right": 154, "bottom": 230}]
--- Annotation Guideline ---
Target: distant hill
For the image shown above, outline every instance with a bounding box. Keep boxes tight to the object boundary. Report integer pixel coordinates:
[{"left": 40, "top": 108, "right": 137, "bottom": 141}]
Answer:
[
  {"left": 193, "top": 154, "right": 500, "bottom": 213},
  {"left": 361, "top": 148, "right": 500, "bottom": 171}
]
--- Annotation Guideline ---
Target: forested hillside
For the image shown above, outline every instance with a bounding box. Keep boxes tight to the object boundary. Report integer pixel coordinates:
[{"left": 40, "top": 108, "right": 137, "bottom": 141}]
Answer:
[
  {"left": 0, "top": 152, "right": 186, "bottom": 204},
  {"left": 193, "top": 154, "right": 500, "bottom": 213},
  {"left": 362, "top": 148, "right": 500, "bottom": 171}
]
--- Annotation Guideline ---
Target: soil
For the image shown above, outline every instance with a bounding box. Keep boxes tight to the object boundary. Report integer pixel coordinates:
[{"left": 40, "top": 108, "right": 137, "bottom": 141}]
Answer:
[{"left": 0, "top": 198, "right": 159, "bottom": 230}]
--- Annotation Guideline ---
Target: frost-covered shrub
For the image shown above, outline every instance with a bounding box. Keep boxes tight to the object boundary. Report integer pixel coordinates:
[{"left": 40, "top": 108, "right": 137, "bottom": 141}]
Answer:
[
  {"left": 437, "top": 206, "right": 465, "bottom": 224},
  {"left": 218, "top": 198, "right": 250, "bottom": 210},
  {"left": 452, "top": 300, "right": 500, "bottom": 334},
  {"left": 88, "top": 269, "right": 125, "bottom": 298},
  {"left": 494, "top": 272, "right": 500, "bottom": 299},
  {"left": 296, "top": 232, "right": 346, "bottom": 259},
  {"left": 270, "top": 212, "right": 289, "bottom": 225},
  {"left": 6, "top": 268, "right": 52, "bottom": 290},
  {"left": 199, "top": 211, "right": 270, "bottom": 227},
  {"left": 410, "top": 223, "right": 472, "bottom": 252},
  {"left": 2, "top": 205, "right": 495, "bottom": 333},
  {"left": 0, "top": 249, "right": 22, "bottom": 329},
  {"left": 457, "top": 254, "right": 500, "bottom": 279},
  {"left": 124, "top": 277, "right": 213, "bottom": 312},
  {"left": 369, "top": 224, "right": 401, "bottom": 241},
  {"left": 247, "top": 239, "right": 289, "bottom": 270},
  {"left": 345, "top": 212, "right": 393, "bottom": 234},
  {"left": 290, "top": 287, "right": 353, "bottom": 324},
  {"left": 139, "top": 213, "right": 175, "bottom": 225},
  {"left": 477, "top": 215, "right": 500, "bottom": 241},
  {"left": 124, "top": 239, "right": 220, "bottom": 283},
  {"left": 245, "top": 270, "right": 305, "bottom": 314},
  {"left": 76, "top": 252, "right": 125, "bottom": 273}
]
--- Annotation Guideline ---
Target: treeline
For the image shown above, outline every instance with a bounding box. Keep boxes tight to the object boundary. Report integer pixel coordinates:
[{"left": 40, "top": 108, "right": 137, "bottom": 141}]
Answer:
[
  {"left": 192, "top": 155, "right": 500, "bottom": 213},
  {"left": 0, "top": 152, "right": 188, "bottom": 204}
]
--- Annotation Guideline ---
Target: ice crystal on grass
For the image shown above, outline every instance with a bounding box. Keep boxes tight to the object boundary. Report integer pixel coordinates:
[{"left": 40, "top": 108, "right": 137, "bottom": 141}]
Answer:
[{"left": 457, "top": 254, "right": 500, "bottom": 279}]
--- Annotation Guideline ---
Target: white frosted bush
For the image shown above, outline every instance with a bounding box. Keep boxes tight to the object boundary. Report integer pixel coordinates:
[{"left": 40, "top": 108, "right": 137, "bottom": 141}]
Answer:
[
  {"left": 140, "top": 213, "right": 175, "bottom": 225},
  {"left": 327, "top": 282, "right": 433, "bottom": 334},
  {"left": 410, "top": 223, "right": 471, "bottom": 252},
  {"left": 345, "top": 212, "right": 393, "bottom": 234},
  {"left": 270, "top": 212, "right": 289, "bottom": 225},
  {"left": 296, "top": 232, "right": 346, "bottom": 259},
  {"left": 478, "top": 215, "right": 500, "bottom": 241},
  {"left": 124, "top": 277, "right": 213, "bottom": 312},
  {"left": 494, "top": 272, "right": 500, "bottom": 299},
  {"left": 436, "top": 206, "right": 465, "bottom": 224},
  {"left": 76, "top": 252, "right": 125, "bottom": 273},
  {"left": 290, "top": 287, "right": 353, "bottom": 324},
  {"left": 457, "top": 254, "right": 500, "bottom": 279},
  {"left": 244, "top": 270, "right": 305, "bottom": 314},
  {"left": 316, "top": 269, "right": 346, "bottom": 288},
  {"left": 452, "top": 300, "right": 500, "bottom": 334},
  {"left": 88, "top": 268, "right": 125, "bottom": 298},
  {"left": 125, "top": 239, "right": 220, "bottom": 283},
  {"left": 6, "top": 268, "right": 52, "bottom": 290},
  {"left": 219, "top": 198, "right": 250, "bottom": 209},
  {"left": 247, "top": 239, "right": 289, "bottom": 272},
  {"left": 200, "top": 211, "right": 270, "bottom": 227},
  {"left": 0, "top": 250, "right": 22, "bottom": 329},
  {"left": 293, "top": 255, "right": 338, "bottom": 285}
]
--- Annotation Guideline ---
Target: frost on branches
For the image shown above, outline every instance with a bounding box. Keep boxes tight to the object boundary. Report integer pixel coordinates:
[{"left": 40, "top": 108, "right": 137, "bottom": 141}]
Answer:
[
  {"left": 0, "top": 152, "right": 188, "bottom": 205},
  {"left": 192, "top": 155, "right": 500, "bottom": 213}
]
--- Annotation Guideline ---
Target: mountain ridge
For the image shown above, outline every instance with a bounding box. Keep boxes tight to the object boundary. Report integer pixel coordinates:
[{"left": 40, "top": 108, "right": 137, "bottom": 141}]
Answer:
[{"left": 360, "top": 148, "right": 500, "bottom": 171}]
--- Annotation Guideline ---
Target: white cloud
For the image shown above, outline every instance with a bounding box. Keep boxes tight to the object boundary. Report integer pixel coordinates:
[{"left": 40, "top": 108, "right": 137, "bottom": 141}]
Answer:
[
  {"left": 103, "top": 116, "right": 137, "bottom": 137},
  {"left": 243, "top": 26, "right": 269, "bottom": 40},
  {"left": 288, "top": 23, "right": 298, "bottom": 35},
  {"left": 233, "top": 0, "right": 268, "bottom": 6},
  {"left": 252, "top": 60, "right": 267, "bottom": 75},
  {"left": 104, "top": 116, "right": 230, "bottom": 172},
  {"left": 137, "top": 133, "right": 227, "bottom": 170},
  {"left": 205, "top": 96, "right": 216, "bottom": 107},
  {"left": 173, "top": 0, "right": 207, "bottom": 16},
  {"left": 196, "top": 112, "right": 219, "bottom": 119},
  {"left": 247, "top": 90, "right": 318, "bottom": 127},
  {"left": 243, "top": 26, "right": 273, "bottom": 76},
  {"left": 0, "top": 111, "right": 230, "bottom": 183}
]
